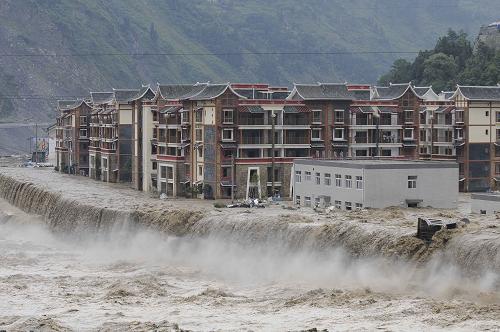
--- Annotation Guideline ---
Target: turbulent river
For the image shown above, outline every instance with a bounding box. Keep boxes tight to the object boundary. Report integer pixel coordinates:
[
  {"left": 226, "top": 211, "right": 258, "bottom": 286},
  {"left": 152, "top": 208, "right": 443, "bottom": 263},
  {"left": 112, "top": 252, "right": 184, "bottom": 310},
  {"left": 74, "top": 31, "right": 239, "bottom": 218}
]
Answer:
[{"left": 1, "top": 197, "right": 500, "bottom": 331}]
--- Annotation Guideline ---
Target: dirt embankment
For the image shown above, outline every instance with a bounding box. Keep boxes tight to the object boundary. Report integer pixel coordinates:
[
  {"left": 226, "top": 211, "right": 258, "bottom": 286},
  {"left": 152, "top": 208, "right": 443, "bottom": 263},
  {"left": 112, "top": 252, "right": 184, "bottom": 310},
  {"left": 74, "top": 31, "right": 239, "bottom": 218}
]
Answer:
[{"left": 0, "top": 168, "right": 499, "bottom": 274}]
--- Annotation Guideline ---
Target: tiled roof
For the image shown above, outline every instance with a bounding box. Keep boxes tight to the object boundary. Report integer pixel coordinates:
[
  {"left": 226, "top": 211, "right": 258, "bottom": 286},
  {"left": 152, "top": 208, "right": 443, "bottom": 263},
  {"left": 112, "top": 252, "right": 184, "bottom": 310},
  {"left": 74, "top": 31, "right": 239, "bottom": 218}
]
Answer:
[
  {"left": 292, "top": 83, "right": 354, "bottom": 100},
  {"left": 189, "top": 84, "right": 229, "bottom": 100},
  {"left": 374, "top": 83, "right": 413, "bottom": 100},
  {"left": 351, "top": 89, "right": 371, "bottom": 100},
  {"left": 113, "top": 89, "right": 140, "bottom": 103},
  {"left": 157, "top": 84, "right": 207, "bottom": 100},
  {"left": 456, "top": 85, "right": 500, "bottom": 101},
  {"left": 90, "top": 92, "right": 114, "bottom": 105},
  {"left": 57, "top": 99, "right": 88, "bottom": 110},
  {"left": 413, "top": 86, "right": 432, "bottom": 98}
]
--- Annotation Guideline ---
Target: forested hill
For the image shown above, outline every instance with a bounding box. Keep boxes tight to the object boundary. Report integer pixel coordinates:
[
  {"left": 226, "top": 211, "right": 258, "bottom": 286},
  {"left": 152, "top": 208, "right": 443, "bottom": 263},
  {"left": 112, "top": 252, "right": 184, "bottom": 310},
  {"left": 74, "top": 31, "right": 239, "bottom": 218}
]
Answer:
[
  {"left": 1, "top": 0, "right": 500, "bottom": 122},
  {"left": 379, "top": 29, "right": 500, "bottom": 92}
]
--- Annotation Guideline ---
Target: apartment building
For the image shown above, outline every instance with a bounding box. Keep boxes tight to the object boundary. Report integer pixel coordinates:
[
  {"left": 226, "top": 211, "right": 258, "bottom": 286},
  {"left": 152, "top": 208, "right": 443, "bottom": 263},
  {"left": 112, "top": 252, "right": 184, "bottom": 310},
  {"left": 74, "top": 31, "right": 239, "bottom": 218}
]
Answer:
[
  {"left": 293, "top": 159, "right": 458, "bottom": 209},
  {"left": 451, "top": 85, "right": 500, "bottom": 191},
  {"left": 415, "top": 86, "right": 461, "bottom": 161},
  {"left": 55, "top": 99, "right": 92, "bottom": 174},
  {"left": 88, "top": 88, "right": 153, "bottom": 184},
  {"left": 55, "top": 82, "right": 500, "bottom": 196}
]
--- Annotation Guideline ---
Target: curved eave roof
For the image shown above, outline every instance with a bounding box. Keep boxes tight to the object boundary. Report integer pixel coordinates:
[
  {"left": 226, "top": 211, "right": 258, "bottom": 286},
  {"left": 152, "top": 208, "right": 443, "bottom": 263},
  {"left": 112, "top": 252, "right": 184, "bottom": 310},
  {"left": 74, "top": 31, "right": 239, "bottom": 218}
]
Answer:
[
  {"left": 57, "top": 99, "right": 90, "bottom": 111},
  {"left": 373, "top": 83, "right": 420, "bottom": 101},
  {"left": 453, "top": 85, "right": 500, "bottom": 101},
  {"left": 157, "top": 84, "right": 208, "bottom": 100},
  {"left": 90, "top": 92, "right": 114, "bottom": 105},
  {"left": 189, "top": 84, "right": 247, "bottom": 101},
  {"left": 288, "top": 83, "right": 354, "bottom": 100}
]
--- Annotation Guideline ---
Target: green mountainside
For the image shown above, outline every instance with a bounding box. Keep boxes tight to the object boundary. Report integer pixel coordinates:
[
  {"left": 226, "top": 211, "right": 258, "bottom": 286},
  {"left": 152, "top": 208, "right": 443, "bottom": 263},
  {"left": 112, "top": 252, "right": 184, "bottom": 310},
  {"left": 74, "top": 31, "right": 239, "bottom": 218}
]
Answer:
[
  {"left": 1, "top": 0, "right": 500, "bottom": 121},
  {"left": 379, "top": 29, "right": 500, "bottom": 91}
]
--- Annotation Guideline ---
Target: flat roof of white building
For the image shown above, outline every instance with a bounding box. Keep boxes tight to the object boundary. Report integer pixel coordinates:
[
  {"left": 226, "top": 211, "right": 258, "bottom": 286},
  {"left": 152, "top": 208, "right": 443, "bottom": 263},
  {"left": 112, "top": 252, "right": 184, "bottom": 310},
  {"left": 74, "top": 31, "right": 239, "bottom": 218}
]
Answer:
[
  {"left": 294, "top": 159, "right": 458, "bottom": 169},
  {"left": 471, "top": 193, "right": 500, "bottom": 202}
]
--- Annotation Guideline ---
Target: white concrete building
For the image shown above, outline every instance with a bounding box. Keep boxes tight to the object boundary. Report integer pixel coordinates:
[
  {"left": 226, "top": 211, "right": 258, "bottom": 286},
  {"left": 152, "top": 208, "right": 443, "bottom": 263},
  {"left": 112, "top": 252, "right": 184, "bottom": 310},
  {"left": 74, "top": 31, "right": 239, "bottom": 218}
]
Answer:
[
  {"left": 293, "top": 159, "right": 459, "bottom": 210},
  {"left": 471, "top": 193, "right": 500, "bottom": 214}
]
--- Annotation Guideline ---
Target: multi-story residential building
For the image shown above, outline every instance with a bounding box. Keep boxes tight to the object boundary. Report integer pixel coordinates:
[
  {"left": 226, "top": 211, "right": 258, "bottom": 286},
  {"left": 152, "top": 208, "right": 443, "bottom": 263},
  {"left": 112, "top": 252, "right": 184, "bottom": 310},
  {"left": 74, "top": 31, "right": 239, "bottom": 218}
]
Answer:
[
  {"left": 88, "top": 91, "right": 114, "bottom": 182},
  {"left": 114, "top": 87, "right": 155, "bottom": 190},
  {"left": 451, "top": 85, "right": 500, "bottom": 192},
  {"left": 88, "top": 88, "right": 154, "bottom": 184},
  {"left": 55, "top": 99, "right": 92, "bottom": 174},
  {"left": 55, "top": 82, "right": 500, "bottom": 197},
  {"left": 293, "top": 159, "right": 458, "bottom": 209},
  {"left": 369, "top": 83, "right": 424, "bottom": 159},
  {"left": 413, "top": 86, "right": 459, "bottom": 161},
  {"left": 288, "top": 83, "right": 357, "bottom": 160}
]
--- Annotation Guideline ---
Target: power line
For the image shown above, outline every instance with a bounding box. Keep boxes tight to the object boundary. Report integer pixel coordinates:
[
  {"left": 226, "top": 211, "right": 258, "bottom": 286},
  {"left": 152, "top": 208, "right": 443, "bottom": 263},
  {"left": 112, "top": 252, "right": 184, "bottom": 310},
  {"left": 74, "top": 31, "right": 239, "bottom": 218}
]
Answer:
[{"left": 0, "top": 50, "right": 421, "bottom": 58}]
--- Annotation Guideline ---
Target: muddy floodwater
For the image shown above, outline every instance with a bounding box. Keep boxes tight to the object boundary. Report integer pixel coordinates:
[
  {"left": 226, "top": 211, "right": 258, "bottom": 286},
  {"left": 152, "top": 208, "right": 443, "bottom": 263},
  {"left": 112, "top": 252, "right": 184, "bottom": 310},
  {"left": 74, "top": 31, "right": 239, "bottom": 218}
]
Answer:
[{"left": 1, "top": 198, "right": 499, "bottom": 332}]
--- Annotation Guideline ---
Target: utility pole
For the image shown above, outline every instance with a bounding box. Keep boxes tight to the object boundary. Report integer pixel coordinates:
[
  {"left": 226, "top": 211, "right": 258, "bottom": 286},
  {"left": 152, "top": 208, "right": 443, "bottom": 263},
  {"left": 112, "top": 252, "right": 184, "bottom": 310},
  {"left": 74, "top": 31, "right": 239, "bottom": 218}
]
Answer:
[
  {"left": 430, "top": 111, "right": 434, "bottom": 160},
  {"left": 231, "top": 153, "right": 235, "bottom": 202},
  {"left": 374, "top": 110, "right": 380, "bottom": 157},
  {"left": 35, "top": 122, "right": 38, "bottom": 164},
  {"left": 271, "top": 111, "right": 276, "bottom": 198}
]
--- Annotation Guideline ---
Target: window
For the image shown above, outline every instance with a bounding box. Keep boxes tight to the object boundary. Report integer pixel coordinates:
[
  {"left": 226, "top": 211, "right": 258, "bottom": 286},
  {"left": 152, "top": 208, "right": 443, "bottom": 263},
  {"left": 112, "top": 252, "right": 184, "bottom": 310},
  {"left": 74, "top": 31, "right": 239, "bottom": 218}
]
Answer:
[
  {"left": 445, "top": 148, "right": 453, "bottom": 155},
  {"left": 496, "top": 111, "right": 500, "bottom": 123},
  {"left": 223, "top": 109, "right": 234, "bottom": 124},
  {"left": 222, "top": 128, "right": 234, "bottom": 141},
  {"left": 335, "top": 174, "right": 342, "bottom": 187},
  {"left": 456, "top": 128, "right": 464, "bottom": 140},
  {"left": 314, "top": 197, "right": 321, "bottom": 206},
  {"left": 198, "top": 165, "right": 203, "bottom": 177},
  {"left": 80, "top": 115, "right": 87, "bottom": 125},
  {"left": 195, "top": 109, "right": 203, "bottom": 123},
  {"left": 79, "top": 129, "right": 87, "bottom": 138},
  {"left": 496, "top": 163, "right": 500, "bottom": 175},
  {"left": 485, "top": 111, "right": 489, "bottom": 117},
  {"left": 315, "top": 172, "right": 321, "bottom": 185},
  {"left": 312, "top": 110, "right": 322, "bottom": 124},
  {"left": 345, "top": 202, "right": 352, "bottom": 211},
  {"left": 324, "top": 196, "right": 331, "bottom": 207},
  {"left": 102, "top": 158, "right": 108, "bottom": 169},
  {"left": 305, "top": 171, "right": 312, "bottom": 181},
  {"left": 356, "top": 176, "right": 363, "bottom": 189},
  {"left": 486, "top": 129, "right": 489, "bottom": 136},
  {"left": 295, "top": 171, "right": 302, "bottom": 182},
  {"left": 408, "top": 175, "right": 417, "bottom": 189},
  {"left": 311, "top": 128, "right": 322, "bottom": 141},
  {"left": 334, "top": 110, "right": 344, "bottom": 123},
  {"left": 335, "top": 200, "right": 342, "bottom": 209},
  {"left": 497, "top": 129, "right": 500, "bottom": 141},
  {"left": 304, "top": 196, "right": 311, "bottom": 207},
  {"left": 355, "top": 203, "right": 363, "bottom": 210},
  {"left": 404, "top": 128, "right": 414, "bottom": 139},
  {"left": 295, "top": 195, "right": 301, "bottom": 205},
  {"left": 324, "top": 173, "right": 331, "bottom": 186},
  {"left": 333, "top": 128, "right": 344, "bottom": 140},
  {"left": 345, "top": 175, "right": 352, "bottom": 188},
  {"left": 198, "top": 148, "right": 203, "bottom": 158},
  {"left": 404, "top": 110, "right": 414, "bottom": 123},
  {"left": 420, "top": 129, "right": 426, "bottom": 141},
  {"left": 195, "top": 128, "right": 203, "bottom": 142}
]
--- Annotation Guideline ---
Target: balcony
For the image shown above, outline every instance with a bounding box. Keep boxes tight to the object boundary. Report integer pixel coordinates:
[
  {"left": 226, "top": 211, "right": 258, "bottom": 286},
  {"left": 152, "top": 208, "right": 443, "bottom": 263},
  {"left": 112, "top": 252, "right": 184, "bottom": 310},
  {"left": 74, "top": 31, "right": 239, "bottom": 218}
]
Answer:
[{"left": 284, "top": 137, "right": 308, "bottom": 144}]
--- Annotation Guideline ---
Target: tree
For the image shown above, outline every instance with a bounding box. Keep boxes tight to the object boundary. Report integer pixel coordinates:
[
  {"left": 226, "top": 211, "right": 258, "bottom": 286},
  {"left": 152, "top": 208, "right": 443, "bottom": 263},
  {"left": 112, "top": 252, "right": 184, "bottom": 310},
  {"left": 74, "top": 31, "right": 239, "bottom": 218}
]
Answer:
[
  {"left": 421, "top": 53, "right": 458, "bottom": 92},
  {"left": 378, "top": 59, "right": 413, "bottom": 85},
  {"left": 434, "top": 29, "right": 472, "bottom": 70}
]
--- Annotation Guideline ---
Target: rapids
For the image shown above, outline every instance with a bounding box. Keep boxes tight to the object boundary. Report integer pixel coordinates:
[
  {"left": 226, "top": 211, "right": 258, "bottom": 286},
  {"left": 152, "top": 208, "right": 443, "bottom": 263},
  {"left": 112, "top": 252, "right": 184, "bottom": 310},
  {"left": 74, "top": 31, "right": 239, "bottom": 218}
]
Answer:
[{"left": 0, "top": 169, "right": 499, "bottom": 330}]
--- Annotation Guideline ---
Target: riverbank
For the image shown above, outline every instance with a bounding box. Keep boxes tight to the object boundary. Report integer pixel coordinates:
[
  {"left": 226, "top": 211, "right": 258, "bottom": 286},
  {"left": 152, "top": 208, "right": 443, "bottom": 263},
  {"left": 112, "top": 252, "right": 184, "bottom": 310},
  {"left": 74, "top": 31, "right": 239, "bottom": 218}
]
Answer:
[
  {"left": 1, "top": 167, "right": 500, "bottom": 331},
  {"left": 0, "top": 167, "right": 499, "bottom": 272}
]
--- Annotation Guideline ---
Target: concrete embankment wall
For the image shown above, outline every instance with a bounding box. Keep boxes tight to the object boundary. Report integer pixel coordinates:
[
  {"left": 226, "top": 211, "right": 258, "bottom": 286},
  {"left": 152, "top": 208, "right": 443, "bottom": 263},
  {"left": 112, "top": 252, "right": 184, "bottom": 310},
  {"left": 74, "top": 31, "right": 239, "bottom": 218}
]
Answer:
[{"left": 0, "top": 172, "right": 499, "bottom": 274}]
